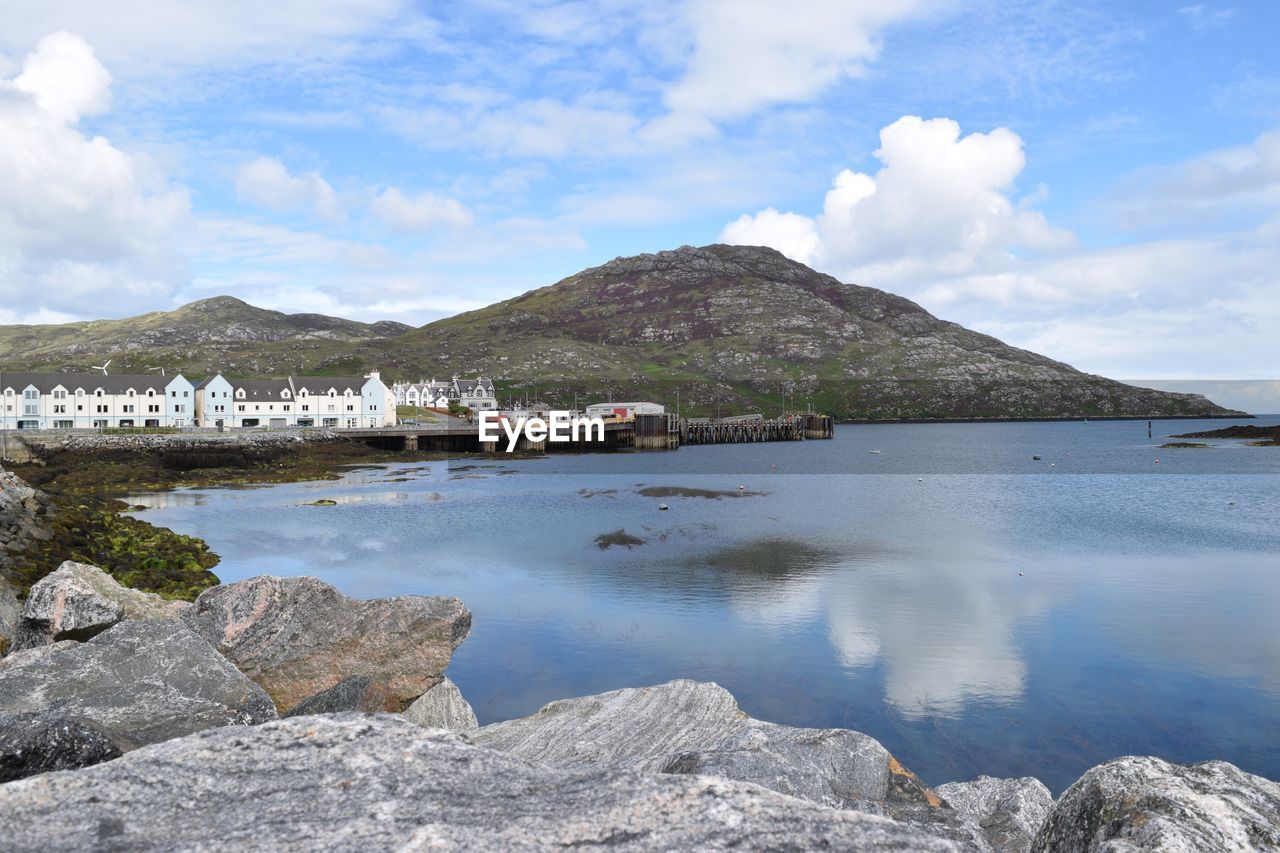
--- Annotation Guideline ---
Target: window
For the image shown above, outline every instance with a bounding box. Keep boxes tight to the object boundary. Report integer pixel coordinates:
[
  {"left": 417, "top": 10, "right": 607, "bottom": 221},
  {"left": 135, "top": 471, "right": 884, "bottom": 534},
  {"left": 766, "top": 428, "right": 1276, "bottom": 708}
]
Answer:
[
  {"left": 147, "top": 389, "right": 155, "bottom": 397},
  {"left": 53, "top": 389, "right": 67, "bottom": 400},
  {"left": 128, "top": 389, "right": 135, "bottom": 397},
  {"left": 237, "top": 405, "right": 245, "bottom": 412},
  {"left": 23, "top": 388, "right": 37, "bottom": 400}
]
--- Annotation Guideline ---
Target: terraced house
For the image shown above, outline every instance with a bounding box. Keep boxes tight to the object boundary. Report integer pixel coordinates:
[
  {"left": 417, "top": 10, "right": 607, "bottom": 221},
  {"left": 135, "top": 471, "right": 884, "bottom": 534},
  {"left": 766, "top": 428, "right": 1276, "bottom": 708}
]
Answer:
[
  {"left": 0, "top": 372, "right": 195, "bottom": 430},
  {"left": 195, "top": 372, "right": 395, "bottom": 429}
]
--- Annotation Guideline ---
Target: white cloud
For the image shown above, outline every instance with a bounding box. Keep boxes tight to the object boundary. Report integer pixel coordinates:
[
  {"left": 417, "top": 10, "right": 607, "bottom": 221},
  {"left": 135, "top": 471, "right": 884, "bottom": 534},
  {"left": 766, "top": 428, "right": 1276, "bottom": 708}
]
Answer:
[
  {"left": 658, "top": 0, "right": 930, "bottom": 133},
  {"left": 0, "top": 1, "right": 413, "bottom": 75},
  {"left": 723, "top": 116, "right": 1074, "bottom": 287},
  {"left": 723, "top": 116, "right": 1280, "bottom": 379},
  {"left": 370, "top": 187, "right": 473, "bottom": 233},
  {"left": 235, "top": 157, "right": 343, "bottom": 222},
  {"left": 0, "top": 32, "right": 189, "bottom": 322},
  {"left": 1113, "top": 129, "right": 1280, "bottom": 226}
]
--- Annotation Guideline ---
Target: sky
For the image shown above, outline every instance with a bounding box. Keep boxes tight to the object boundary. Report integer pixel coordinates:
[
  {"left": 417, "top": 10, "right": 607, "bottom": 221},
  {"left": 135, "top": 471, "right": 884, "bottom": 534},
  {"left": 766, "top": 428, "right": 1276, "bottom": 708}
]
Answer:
[{"left": 1, "top": 0, "right": 1278, "bottom": 383}]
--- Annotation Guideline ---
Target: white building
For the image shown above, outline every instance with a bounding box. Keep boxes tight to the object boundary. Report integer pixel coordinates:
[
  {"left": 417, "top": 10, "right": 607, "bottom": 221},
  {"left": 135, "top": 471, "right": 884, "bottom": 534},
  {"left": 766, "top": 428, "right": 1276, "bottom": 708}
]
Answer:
[
  {"left": 393, "top": 376, "right": 498, "bottom": 411},
  {"left": 0, "top": 372, "right": 196, "bottom": 430},
  {"left": 584, "top": 402, "right": 665, "bottom": 420},
  {"left": 392, "top": 379, "right": 452, "bottom": 410},
  {"left": 195, "top": 372, "right": 395, "bottom": 429},
  {"left": 451, "top": 377, "right": 498, "bottom": 411}
]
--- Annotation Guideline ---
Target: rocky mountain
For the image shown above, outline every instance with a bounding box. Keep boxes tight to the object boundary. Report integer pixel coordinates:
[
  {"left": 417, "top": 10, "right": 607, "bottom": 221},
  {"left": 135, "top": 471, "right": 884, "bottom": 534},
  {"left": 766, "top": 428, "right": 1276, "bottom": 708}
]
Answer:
[
  {"left": 0, "top": 246, "right": 1239, "bottom": 418},
  {"left": 368, "top": 244, "right": 1236, "bottom": 418},
  {"left": 0, "top": 297, "right": 410, "bottom": 377}
]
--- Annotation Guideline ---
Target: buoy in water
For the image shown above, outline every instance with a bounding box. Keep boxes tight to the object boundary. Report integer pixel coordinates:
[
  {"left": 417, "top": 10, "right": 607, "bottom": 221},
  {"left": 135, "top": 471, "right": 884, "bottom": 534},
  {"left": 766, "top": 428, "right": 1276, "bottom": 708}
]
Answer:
[
  {"left": 1050, "top": 463, "right": 1056, "bottom": 467},
  {"left": 658, "top": 504, "right": 669, "bottom": 511},
  {"left": 738, "top": 484, "right": 746, "bottom": 492},
  {"left": 1032, "top": 455, "right": 1041, "bottom": 460},
  {"left": 1018, "top": 572, "right": 1024, "bottom": 576},
  {"left": 870, "top": 449, "right": 881, "bottom": 454},
  {"left": 1154, "top": 459, "right": 1160, "bottom": 464}
]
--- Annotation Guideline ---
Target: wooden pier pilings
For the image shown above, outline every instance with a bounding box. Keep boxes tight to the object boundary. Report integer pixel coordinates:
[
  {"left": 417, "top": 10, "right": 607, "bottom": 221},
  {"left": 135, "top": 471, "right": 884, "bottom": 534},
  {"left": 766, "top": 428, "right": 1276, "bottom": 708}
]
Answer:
[{"left": 678, "top": 414, "right": 833, "bottom": 446}]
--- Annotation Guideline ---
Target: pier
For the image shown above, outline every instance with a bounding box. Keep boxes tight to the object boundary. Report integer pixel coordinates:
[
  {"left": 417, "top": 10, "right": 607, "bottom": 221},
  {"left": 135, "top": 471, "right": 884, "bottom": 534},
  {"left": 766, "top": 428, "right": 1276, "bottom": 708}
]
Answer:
[{"left": 353, "top": 412, "right": 834, "bottom": 453}]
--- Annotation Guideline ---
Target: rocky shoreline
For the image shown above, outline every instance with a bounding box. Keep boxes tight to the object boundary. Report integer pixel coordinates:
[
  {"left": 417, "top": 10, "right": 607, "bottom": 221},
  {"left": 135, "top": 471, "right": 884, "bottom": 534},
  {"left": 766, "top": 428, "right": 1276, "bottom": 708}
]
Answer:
[
  {"left": 0, "top": 463, "right": 218, "bottom": 600},
  {"left": 1, "top": 562, "right": 1277, "bottom": 851}
]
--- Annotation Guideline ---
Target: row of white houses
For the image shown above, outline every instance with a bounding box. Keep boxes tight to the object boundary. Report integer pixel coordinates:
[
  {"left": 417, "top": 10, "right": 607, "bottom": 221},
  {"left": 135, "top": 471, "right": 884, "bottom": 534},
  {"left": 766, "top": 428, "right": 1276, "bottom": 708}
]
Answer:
[
  {"left": 392, "top": 377, "right": 498, "bottom": 411},
  {"left": 0, "top": 371, "right": 396, "bottom": 430}
]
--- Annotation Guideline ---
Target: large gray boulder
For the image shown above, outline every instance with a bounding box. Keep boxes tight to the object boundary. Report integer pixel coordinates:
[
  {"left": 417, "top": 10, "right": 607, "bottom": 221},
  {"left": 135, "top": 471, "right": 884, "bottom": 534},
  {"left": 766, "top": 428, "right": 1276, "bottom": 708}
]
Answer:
[
  {"left": 282, "top": 675, "right": 401, "bottom": 717},
  {"left": 403, "top": 676, "right": 478, "bottom": 730},
  {"left": 182, "top": 575, "right": 471, "bottom": 713},
  {"left": 1032, "top": 756, "right": 1280, "bottom": 851},
  {"left": 0, "top": 620, "right": 276, "bottom": 749},
  {"left": 473, "top": 680, "right": 987, "bottom": 848},
  {"left": 937, "top": 776, "right": 1054, "bottom": 853},
  {"left": 11, "top": 560, "right": 188, "bottom": 652},
  {"left": 0, "top": 715, "right": 963, "bottom": 851},
  {"left": 0, "top": 575, "right": 18, "bottom": 656},
  {"left": 0, "top": 712, "right": 125, "bottom": 782}
]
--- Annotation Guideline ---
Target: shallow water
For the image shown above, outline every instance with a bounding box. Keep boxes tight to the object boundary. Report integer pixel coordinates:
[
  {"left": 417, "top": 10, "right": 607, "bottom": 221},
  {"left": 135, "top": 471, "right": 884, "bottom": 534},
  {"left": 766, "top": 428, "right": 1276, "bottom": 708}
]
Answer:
[{"left": 129, "top": 416, "right": 1280, "bottom": 793}]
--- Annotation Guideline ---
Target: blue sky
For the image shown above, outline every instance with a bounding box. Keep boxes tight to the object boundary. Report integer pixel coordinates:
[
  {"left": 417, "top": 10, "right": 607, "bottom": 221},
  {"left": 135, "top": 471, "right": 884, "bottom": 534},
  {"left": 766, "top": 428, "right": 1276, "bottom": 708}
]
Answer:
[{"left": 1, "top": 0, "right": 1278, "bottom": 382}]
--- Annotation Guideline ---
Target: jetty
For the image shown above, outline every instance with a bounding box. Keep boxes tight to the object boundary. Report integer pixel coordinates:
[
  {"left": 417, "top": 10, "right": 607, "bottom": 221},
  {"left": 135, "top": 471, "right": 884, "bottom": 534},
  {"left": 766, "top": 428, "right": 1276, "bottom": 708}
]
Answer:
[{"left": 353, "top": 413, "right": 834, "bottom": 454}]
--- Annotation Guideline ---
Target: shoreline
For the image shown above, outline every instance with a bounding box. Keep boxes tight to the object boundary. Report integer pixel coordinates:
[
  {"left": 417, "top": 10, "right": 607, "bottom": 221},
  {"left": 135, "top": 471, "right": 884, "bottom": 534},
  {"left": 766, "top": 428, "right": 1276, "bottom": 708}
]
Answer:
[{"left": 837, "top": 413, "right": 1255, "bottom": 425}]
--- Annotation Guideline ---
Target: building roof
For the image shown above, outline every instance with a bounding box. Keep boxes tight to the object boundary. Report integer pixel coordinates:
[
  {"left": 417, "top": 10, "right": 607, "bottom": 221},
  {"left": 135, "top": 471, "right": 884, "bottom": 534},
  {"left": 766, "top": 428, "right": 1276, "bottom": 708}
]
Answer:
[
  {"left": 453, "top": 378, "right": 495, "bottom": 394},
  {"left": 0, "top": 371, "right": 172, "bottom": 394},
  {"left": 228, "top": 378, "right": 293, "bottom": 401},
  {"left": 293, "top": 376, "right": 364, "bottom": 395}
]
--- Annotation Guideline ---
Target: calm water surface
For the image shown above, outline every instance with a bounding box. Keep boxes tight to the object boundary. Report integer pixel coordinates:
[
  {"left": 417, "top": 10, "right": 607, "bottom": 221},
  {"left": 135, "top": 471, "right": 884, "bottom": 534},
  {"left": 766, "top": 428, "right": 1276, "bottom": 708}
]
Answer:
[{"left": 129, "top": 417, "right": 1280, "bottom": 793}]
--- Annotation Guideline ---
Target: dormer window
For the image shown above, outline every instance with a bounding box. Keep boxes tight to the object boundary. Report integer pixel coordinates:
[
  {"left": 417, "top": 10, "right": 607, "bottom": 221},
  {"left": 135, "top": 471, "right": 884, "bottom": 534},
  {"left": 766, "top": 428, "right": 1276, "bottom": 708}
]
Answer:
[
  {"left": 95, "top": 389, "right": 104, "bottom": 397},
  {"left": 236, "top": 389, "right": 245, "bottom": 399},
  {"left": 147, "top": 389, "right": 155, "bottom": 397},
  {"left": 128, "top": 389, "right": 135, "bottom": 397},
  {"left": 282, "top": 390, "right": 291, "bottom": 399}
]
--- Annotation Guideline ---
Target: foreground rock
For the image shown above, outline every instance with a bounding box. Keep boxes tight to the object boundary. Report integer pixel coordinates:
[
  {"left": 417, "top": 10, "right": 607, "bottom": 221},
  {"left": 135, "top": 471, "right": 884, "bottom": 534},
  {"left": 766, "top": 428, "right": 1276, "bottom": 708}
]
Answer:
[
  {"left": 0, "top": 576, "right": 18, "bottom": 656},
  {"left": 0, "top": 715, "right": 961, "bottom": 851},
  {"left": 11, "top": 560, "right": 188, "bottom": 652},
  {"left": 0, "top": 712, "right": 125, "bottom": 782},
  {"left": 403, "top": 676, "right": 479, "bottom": 730},
  {"left": 474, "top": 680, "right": 989, "bottom": 849},
  {"left": 0, "top": 620, "right": 276, "bottom": 749},
  {"left": 1033, "top": 756, "right": 1280, "bottom": 851},
  {"left": 183, "top": 575, "right": 471, "bottom": 713},
  {"left": 936, "top": 776, "right": 1053, "bottom": 853}
]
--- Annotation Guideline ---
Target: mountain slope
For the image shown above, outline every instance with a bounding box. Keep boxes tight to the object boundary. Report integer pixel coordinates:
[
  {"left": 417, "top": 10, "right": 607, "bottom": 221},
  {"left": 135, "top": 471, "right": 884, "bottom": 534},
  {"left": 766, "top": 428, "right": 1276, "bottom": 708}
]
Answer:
[
  {"left": 374, "top": 244, "right": 1233, "bottom": 418},
  {"left": 0, "top": 297, "right": 411, "bottom": 375},
  {"left": 0, "top": 246, "right": 1239, "bottom": 418}
]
